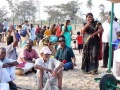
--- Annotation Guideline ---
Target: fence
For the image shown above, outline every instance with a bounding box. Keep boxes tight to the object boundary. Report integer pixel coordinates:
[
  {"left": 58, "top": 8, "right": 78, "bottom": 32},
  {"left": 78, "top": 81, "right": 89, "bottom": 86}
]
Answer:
[{"left": 1, "top": 18, "right": 84, "bottom": 33}]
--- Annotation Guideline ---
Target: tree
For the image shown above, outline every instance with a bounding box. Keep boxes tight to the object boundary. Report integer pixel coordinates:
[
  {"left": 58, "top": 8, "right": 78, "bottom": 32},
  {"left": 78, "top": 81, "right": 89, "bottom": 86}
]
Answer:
[
  {"left": 7, "top": 0, "right": 37, "bottom": 21},
  {"left": 58, "top": 1, "right": 81, "bottom": 20},
  {"left": 44, "top": 0, "right": 82, "bottom": 20},
  {"left": 86, "top": 0, "right": 93, "bottom": 11},
  {"left": 99, "top": 4, "right": 108, "bottom": 22},
  {"left": 44, "top": 6, "right": 63, "bottom": 20},
  {"left": 6, "top": 0, "right": 14, "bottom": 10},
  {"left": 0, "top": 6, "right": 8, "bottom": 19}
]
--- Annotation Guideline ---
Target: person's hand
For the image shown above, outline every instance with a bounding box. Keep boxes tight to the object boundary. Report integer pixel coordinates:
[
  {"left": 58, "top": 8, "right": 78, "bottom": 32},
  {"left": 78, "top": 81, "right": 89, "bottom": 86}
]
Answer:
[
  {"left": 20, "top": 58, "right": 26, "bottom": 62},
  {"left": 52, "top": 70, "right": 57, "bottom": 77},
  {"left": 48, "top": 69, "right": 53, "bottom": 74},
  {"left": 73, "top": 62, "right": 77, "bottom": 66},
  {"left": 85, "top": 22, "right": 91, "bottom": 28},
  {"left": 90, "top": 34, "right": 94, "bottom": 38}
]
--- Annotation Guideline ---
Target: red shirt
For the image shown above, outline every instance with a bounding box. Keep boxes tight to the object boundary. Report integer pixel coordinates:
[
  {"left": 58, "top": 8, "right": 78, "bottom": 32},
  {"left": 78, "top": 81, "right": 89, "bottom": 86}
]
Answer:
[
  {"left": 36, "top": 27, "right": 41, "bottom": 34},
  {"left": 76, "top": 35, "right": 83, "bottom": 44},
  {"left": 56, "top": 26, "right": 61, "bottom": 37}
]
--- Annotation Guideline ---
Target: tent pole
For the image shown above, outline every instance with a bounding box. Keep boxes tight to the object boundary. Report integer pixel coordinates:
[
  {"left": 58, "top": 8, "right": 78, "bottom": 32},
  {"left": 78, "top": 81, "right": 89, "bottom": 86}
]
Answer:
[{"left": 108, "top": 3, "right": 114, "bottom": 73}]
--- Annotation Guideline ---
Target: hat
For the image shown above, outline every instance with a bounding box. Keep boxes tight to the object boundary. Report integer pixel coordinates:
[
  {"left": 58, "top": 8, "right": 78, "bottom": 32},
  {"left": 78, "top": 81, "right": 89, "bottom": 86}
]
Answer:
[
  {"left": 40, "top": 46, "right": 52, "bottom": 54},
  {"left": 58, "top": 36, "right": 65, "bottom": 42}
]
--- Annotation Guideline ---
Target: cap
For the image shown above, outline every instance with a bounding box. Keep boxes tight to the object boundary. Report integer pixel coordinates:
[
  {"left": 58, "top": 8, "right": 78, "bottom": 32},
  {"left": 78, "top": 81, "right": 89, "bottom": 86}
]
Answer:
[
  {"left": 58, "top": 37, "right": 65, "bottom": 42},
  {"left": 40, "top": 46, "right": 52, "bottom": 55}
]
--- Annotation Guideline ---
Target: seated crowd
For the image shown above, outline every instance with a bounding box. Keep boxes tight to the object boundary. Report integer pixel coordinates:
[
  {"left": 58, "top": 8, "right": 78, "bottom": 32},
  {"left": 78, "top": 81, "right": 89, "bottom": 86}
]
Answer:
[{"left": 0, "top": 24, "right": 76, "bottom": 90}]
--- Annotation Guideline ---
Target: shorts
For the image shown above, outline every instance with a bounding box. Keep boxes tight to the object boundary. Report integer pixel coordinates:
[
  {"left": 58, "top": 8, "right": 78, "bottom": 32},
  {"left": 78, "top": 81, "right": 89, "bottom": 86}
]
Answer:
[
  {"left": 3, "top": 29, "right": 7, "bottom": 32},
  {"left": 78, "top": 44, "right": 83, "bottom": 50}
]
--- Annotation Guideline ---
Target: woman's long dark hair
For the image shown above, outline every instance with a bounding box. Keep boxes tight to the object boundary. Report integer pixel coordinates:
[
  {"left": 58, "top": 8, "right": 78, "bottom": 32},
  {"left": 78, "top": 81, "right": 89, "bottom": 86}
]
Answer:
[
  {"left": 61, "top": 24, "right": 64, "bottom": 31},
  {"left": 50, "top": 24, "right": 56, "bottom": 35},
  {"left": 65, "top": 20, "right": 70, "bottom": 32}
]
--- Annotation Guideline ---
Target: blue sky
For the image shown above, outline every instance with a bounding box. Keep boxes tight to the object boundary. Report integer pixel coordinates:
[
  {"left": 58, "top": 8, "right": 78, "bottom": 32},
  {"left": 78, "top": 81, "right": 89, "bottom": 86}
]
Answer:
[{"left": 1, "top": 0, "right": 120, "bottom": 20}]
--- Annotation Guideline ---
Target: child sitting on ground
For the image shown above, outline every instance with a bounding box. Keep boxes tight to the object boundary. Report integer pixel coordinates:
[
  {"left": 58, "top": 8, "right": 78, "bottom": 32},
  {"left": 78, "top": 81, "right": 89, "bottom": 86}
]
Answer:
[{"left": 71, "top": 40, "right": 77, "bottom": 50}]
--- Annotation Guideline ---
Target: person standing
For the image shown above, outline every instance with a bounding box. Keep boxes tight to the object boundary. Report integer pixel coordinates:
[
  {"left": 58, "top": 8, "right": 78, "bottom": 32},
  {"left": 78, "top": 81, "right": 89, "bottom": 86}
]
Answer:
[
  {"left": 40, "top": 26, "right": 47, "bottom": 39},
  {"left": 3, "top": 19, "right": 8, "bottom": 32},
  {"left": 50, "top": 24, "right": 56, "bottom": 35},
  {"left": 56, "top": 24, "right": 62, "bottom": 37},
  {"left": 76, "top": 31, "right": 83, "bottom": 54},
  {"left": 2, "top": 19, "right": 8, "bottom": 42},
  {"left": 44, "top": 27, "right": 51, "bottom": 37},
  {"left": 102, "top": 12, "right": 120, "bottom": 68},
  {"left": 22, "top": 20, "right": 29, "bottom": 31},
  {"left": 35, "top": 25, "right": 41, "bottom": 35},
  {"left": 61, "top": 20, "right": 73, "bottom": 47},
  {"left": 30, "top": 24, "right": 35, "bottom": 41},
  {"left": 6, "top": 24, "right": 18, "bottom": 60},
  {"left": 20, "top": 24, "right": 29, "bottom": 48},
  {"left": 81, "top": 13, "right": 103, "bottom": 74},
  {"left": 0, "top": 22, "right": 3, "bottom": 42}
]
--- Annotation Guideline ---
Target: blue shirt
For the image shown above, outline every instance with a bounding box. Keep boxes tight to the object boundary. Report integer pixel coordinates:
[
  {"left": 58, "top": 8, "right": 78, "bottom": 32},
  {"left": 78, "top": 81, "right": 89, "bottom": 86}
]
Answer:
[
  {"left": 16, "top": 33, "right": 21, "bottom": 42},
  {"left": 55, "top": 46, "right": 75, "bottom": 62},
  {"left": 112, "top": 39, "right": 120, "bottom": 50}
]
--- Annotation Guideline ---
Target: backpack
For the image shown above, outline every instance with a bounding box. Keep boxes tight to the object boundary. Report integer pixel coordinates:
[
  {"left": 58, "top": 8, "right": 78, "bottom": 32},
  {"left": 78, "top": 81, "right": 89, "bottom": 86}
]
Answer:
[{"left": 20, "top": 30, "right": 27, "bottom": 37}]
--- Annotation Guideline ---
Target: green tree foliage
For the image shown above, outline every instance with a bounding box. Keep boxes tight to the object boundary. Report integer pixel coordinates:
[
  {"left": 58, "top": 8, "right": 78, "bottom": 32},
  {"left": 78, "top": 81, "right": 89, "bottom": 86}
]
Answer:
[
  {"left": 86, "top": 0, "right": 93, "bottom": 11},
  {"left": 99, "top": 4, "right": 108, "bottom": 22},
  {"left": 0, "top": 6, "right": 7, "bottom": 19},
  {"left": 6, "top": 0, "right": 37, "bottom": 21},
  {"left": 44, "top": 0, "right": 82, "bottom": 20}
]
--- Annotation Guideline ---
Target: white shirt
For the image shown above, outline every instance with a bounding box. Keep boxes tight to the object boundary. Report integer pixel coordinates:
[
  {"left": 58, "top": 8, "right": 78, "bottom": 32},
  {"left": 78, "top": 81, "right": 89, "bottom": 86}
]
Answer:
[
  {"left": 0, "top": 58, "right": 14, "bottom": 68},
  {"left": 35, "top": 58, "right": 60, "bottom": 79},
  {"left": 102, "top": 21, "right": 120, "bottom": 43},
  {"left": 30, "top": 27, "right": 35, "bottom": 41},
  {"left": 3, "top": 21, "right": 8, "bottom": 29},
  {"left": 72, "top": 43, "right": 76, "bottom": 49},
  {"left": 6, "top": 43, "right": 17, "bottom": 60}
]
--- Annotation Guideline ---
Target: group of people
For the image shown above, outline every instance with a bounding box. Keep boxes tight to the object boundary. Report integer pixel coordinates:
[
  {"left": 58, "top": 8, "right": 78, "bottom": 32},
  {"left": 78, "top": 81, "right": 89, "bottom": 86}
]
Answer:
[
  {"left": 81, "top": 12, "right": 120, "bottom": 75},
  {"left": 0, "top": 19, "right": 77, "bottom": 90},
  {"left": 0, "top": 11, "right": 120, "bottom": 90}
]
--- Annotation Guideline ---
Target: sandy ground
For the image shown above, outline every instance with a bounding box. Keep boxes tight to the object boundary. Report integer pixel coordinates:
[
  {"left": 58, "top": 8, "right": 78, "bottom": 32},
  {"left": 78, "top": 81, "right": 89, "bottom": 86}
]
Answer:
[{"left": 0, "top": 42, "right": 115, "bottom": 90}]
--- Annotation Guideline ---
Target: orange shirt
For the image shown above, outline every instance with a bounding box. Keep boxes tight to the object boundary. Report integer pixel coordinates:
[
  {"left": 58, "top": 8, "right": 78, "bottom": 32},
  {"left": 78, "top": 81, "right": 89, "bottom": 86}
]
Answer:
[
  {"left": 76, "top": 35, "right": 83, "bottom": 44},
  {"left": 44, "top": 29, "right": 51, "bottom": 37}
]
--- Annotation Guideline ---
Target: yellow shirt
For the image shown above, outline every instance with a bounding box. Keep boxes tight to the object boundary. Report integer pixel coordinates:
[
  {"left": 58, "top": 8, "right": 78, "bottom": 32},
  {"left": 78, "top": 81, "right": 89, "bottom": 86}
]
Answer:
[{"left": 44, "top": 29, "right": 51, "bottom": 37}]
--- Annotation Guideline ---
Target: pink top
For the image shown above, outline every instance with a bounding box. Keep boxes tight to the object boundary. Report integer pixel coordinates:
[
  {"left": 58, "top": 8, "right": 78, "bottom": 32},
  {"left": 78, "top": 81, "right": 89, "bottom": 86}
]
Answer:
[{"left": 18, "top": 49, "right": 39, "bottom": 62}]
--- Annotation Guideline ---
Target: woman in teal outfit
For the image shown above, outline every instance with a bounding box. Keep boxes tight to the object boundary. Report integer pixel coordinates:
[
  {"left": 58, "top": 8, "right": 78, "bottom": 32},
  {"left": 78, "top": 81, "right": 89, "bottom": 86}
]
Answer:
[{"left": 62, "top": 20, "right": 73, "bottom": 47}]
